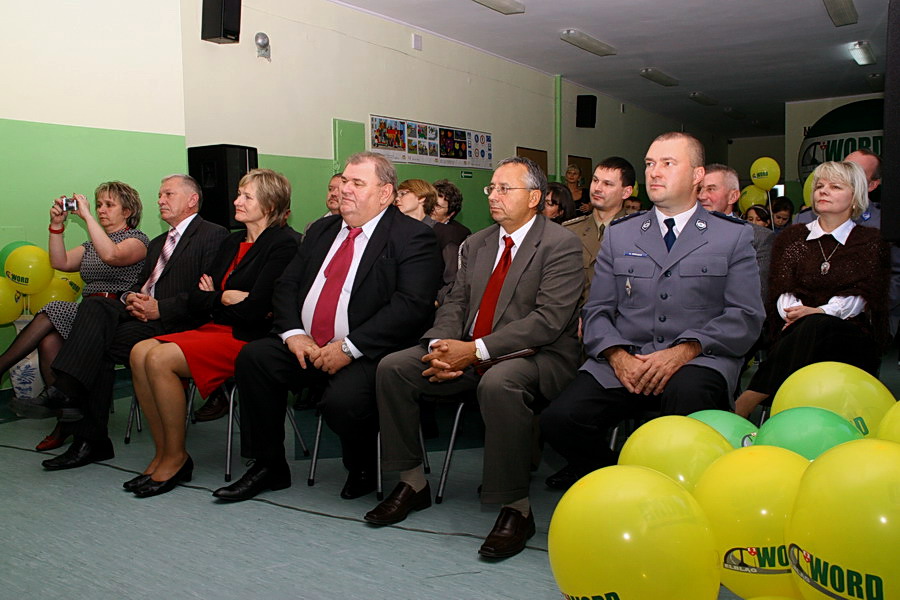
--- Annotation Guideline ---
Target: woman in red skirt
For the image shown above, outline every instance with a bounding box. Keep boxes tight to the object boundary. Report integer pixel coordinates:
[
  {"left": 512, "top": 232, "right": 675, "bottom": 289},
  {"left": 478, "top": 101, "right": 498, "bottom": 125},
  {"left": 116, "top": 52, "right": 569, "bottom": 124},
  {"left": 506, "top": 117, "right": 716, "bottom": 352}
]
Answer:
[{"left": 125, "top": 169, "right": 298, "bottom": 497}]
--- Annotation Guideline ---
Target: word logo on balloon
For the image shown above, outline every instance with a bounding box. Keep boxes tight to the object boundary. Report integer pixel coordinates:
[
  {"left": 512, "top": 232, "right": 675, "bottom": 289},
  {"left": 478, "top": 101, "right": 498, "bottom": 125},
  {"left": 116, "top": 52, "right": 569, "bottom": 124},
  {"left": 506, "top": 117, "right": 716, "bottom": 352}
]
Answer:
[
  {"left": 723, "top": 545, "right": 791, "bottom": 575},
  {"left": 788, "top": 544, "right": 884, "bottom": 600},
  {"left": 563, "top": 593, "right": 620, "bottom": 600},
  {"left": 5, "top": 271, "right": 30, "bottom": 286}
]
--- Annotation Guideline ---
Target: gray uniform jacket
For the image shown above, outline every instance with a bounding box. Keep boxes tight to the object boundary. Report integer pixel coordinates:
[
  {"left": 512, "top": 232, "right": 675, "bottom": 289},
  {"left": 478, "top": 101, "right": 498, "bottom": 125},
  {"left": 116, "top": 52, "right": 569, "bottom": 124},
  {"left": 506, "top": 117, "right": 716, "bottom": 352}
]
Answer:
[{"left": 580, "top": 205, "right": 765, "bottom": 395}]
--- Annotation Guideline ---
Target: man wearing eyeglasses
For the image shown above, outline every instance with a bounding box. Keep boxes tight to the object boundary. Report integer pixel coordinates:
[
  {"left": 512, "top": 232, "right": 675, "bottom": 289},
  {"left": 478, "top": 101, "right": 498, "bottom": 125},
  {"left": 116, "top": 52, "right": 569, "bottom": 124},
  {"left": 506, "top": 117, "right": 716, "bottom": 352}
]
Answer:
[
  {"left": 366, "top": 156, "right": 582, "bottom": 559},
  {"left": 563, "top": 156, "right": 636, "bottom": 302}
]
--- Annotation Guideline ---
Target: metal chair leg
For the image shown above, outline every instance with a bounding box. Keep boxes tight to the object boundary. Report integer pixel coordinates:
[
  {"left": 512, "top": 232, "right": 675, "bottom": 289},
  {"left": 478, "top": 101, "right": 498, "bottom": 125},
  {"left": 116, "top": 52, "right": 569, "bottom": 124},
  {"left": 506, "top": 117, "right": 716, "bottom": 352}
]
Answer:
[
  {"left": 224, "top": 382, "right": 238, "bottom": 482},
  {"left": 307, "top": 412, "right": 323, "bottom": 486},
  {"left": 420, "top": 426, "right": 431, "bottom": 475},
  {"left": 376, "top": 431, "right": 383, "bottom": 501},
  {"left": 286, "top": 408, "right": 310, "bottom": 456},
  {"left": 125, "top": 396, "right": 137, "bottom": 444},
  {"left": 184, "top": 380, "right": 197, "bottom": 430},
  {"left": 435, "top": 401, "right": 466, "bottom": 504}
]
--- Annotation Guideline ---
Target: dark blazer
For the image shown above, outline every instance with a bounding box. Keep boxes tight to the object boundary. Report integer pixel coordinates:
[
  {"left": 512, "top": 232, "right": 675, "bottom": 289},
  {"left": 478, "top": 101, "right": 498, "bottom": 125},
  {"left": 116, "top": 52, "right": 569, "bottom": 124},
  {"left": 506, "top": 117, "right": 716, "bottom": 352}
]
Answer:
[
  {"left": 130, "top": 215, "right": 228, "bottom": 334},
  {"left": 436, "top": 219, "right": 471, "bottom": 247},
  {"left": 188, "top": 225, "right": 298, "bottom": 341},
  {"left": 271, "top": 205, "right": 442, "bottom": 360},
  {"left": 424, "top": 215, "right": 583, "bottom": 400}
]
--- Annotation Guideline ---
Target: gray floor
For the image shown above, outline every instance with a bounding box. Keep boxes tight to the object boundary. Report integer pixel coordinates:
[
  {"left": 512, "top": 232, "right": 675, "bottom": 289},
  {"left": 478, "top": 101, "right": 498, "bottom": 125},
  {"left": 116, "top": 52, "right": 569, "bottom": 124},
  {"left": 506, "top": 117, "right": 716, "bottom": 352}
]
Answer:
[{"left": 8, "top": 352, "right": 900, "bottom": 600}]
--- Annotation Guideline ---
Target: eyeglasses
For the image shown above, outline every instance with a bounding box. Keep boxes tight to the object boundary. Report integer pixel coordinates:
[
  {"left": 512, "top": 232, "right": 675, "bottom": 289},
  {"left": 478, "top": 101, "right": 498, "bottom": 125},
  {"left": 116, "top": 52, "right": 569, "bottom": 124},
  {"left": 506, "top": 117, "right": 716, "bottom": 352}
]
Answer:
[{"left": 483, "top": 184, "right": 535, "bottom": 196}]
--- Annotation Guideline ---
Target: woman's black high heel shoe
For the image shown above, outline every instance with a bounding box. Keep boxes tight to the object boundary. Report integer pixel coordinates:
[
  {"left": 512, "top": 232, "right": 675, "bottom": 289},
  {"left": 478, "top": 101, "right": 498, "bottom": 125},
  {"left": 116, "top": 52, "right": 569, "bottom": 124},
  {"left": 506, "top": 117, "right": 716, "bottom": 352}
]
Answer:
[
  {"left": 123, "top": 474, "right": 152, "bottom": 492},
  {"left": 133, "top": 456, "right": 194, "bottom": 498}
]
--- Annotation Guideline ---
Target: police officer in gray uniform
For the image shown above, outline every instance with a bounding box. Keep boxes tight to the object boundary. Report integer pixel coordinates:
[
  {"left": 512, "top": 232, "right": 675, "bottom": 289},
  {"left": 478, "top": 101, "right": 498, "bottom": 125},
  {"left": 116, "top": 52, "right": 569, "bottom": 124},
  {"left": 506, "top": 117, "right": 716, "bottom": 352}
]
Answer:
[{"left": 541, "top": 132, "right": 765, "bottom": 489}]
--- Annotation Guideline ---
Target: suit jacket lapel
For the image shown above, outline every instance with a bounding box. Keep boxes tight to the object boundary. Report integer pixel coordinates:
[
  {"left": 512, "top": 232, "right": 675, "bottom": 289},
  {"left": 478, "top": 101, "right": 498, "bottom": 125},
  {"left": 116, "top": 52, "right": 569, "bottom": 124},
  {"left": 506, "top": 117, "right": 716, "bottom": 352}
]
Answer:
[
  {"left": 635, "top": 216, "right": 669, "bottom": 268},
  {"left": 351, "top": 206, "right": 393, "bottom": 295},
  {"left": 299, "top": 217, "right": 341, "bottom": 301},
  {"left": 465, "top": 225, "right": 501, "bottom": 332},
  {"left": 160, "top": 215, "right": 202, "bottom": 278},
  {"left": 661, "top": 209, "right": 708, "bottom": 270}
]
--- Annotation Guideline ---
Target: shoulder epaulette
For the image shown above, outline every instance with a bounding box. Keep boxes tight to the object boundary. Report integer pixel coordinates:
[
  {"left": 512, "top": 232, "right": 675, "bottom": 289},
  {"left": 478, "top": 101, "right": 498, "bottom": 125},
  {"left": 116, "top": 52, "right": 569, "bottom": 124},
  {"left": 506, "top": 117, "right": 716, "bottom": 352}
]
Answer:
[
  {"left": 562, "top": 214, "right": 590, "bottom": 226},
  {"left": 610, "top": 210, "right": 647, "bottom": 226},
  {"left": 708, "top": 211, "right": 746, "bottom": 224}
]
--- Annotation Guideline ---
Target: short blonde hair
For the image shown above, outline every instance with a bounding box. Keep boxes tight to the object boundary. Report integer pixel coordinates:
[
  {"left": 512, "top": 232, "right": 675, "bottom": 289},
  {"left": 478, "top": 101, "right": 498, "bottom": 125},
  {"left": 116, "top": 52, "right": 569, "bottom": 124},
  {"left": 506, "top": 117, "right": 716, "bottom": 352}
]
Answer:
[
  {"left": 238, "top": 168, "right": 292, "bottom": 227},
  {"left": 811, "top": 161, "right": 869, "bottom": 220},
  {"left": 95, "top": 181, "right": 142, "bottom": 229}
]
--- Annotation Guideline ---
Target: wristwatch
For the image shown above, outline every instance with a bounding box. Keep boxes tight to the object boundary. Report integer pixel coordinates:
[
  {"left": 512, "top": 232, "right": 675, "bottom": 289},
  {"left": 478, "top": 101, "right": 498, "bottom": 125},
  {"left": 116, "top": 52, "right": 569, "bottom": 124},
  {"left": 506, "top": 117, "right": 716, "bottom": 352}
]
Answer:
[
  {"left": 340, "top": 339, "right": 354, "bottom": 361},
  {"left": 474, "top": 345, "right": 483, "bottom": 362}
]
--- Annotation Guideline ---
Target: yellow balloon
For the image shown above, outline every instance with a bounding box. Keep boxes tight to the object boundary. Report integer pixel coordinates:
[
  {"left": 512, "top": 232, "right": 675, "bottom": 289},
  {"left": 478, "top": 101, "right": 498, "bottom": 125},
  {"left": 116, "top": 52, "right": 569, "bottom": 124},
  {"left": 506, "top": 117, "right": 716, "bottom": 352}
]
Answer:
[
  {"left": 0, "top": 277, "right": 24, "bottom": 324},
  {"left": 28, "top": 278, "right": 78, "bottom": 313},
  {"left": 549, "top": 465, "right": 720, "bottom": 600},
  {"left": 618, "top": 415, "right": 733, "bottom": 491},
  {"left": 55, "top": 269, "right": 84, "bottom": 296},
  {"left": 739, "top": 184, "right": 768, "bottom": 214},
  {"left": 693, "top": 446, "right": 809, "bottom": 599},
  {"left": 802, "top": 173, "right": 815, "bottom": 207},
  {"left": 875, "top": 401, "right": 900, "bottom": 444},
  {"left": 747, "top": 597, "right": 804, "bottom": 600},
  {"left": 772, "top": 362, "right": 896, "bottom": 438},
  {"left": 785, "top": 439, "right": 900, "bottom": 600},
  {"left": 751, "top": 157, "right": 782, "bottom": 191},
  {"left": 5, "top": 245, "right": 53, "bottom": 294}
]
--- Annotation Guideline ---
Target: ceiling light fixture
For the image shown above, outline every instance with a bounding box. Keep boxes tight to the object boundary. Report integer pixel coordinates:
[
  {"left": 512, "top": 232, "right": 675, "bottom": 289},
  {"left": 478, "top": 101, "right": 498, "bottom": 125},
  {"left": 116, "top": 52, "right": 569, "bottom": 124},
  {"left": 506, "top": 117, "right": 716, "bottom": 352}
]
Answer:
[
  {"left": 867, "top": 73, "right": 885, "bottom": 92},
  {"left": 559, "top": 29, "right": 616, "bottom": 57},
  {"left": 471, "top": 0, "right": 525, "bottom": 15},
  {"left": 723, "top": 107, "right": 746, "bottom": 120},
  {"left": 849, "top": 40, "right": 876, "bottom": 65},
  {"left": 822, "top": 0, "right": 858, "bottom": 26},
  {"left": 639, "top": 67, "right": 678, "bottom": 87},
  {"left": 688, "top": 91, "right": 718, "bottom": 106}
]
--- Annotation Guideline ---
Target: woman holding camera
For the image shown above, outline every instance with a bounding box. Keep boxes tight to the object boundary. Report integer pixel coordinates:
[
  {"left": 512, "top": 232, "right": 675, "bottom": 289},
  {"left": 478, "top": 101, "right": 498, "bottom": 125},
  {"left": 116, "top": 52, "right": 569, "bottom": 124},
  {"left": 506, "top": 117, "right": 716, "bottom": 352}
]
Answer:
[
  {"left": 125, "top": 169, "right": 296, "bottom": 498},
  {"left": 2, "top": 182, "right": 149, "bottom": 448}
]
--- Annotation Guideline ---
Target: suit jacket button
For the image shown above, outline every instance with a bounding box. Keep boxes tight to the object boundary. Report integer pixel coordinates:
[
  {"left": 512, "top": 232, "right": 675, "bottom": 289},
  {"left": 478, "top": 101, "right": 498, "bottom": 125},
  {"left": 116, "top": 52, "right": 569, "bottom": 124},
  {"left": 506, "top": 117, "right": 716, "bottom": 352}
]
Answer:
[
  {"left": 656, "top": 336, "right": 664, "bottom": 343},
  {"left": 660, "top": 293, "right": 668, "bottom": 299},
  {"left": 658, "top": 315, "right": 666, "bottom": 322},
  {"left": 701, "top": 266, "right": 708, "bottom": 273},
  {"left": 664, "top": 270, "right": 672, "bottom": 277},
  {"left": 628, "top": 267, "right": 634, "bottom": 273}
]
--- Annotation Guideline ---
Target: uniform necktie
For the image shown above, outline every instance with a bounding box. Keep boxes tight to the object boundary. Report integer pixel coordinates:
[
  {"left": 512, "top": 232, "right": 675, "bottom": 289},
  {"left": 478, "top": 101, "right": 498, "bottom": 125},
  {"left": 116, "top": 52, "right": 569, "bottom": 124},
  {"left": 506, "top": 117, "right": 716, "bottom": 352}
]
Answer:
[
  {"left": 663, "top": 218, "right": 676, "bottom": 252},
  {"left": 311, "top": 226, "right": 363, "bottom": 346},
  {"left": 472, "top": 235, "right": 514, "bottom": 340},
  {"left": 141, "top": 228, "right": 180, "bottom": 296}
]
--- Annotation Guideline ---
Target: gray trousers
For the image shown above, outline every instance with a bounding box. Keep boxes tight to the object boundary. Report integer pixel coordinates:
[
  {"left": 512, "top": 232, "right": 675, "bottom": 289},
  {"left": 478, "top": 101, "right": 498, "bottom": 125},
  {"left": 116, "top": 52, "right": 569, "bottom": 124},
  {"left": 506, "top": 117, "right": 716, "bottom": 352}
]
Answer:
[{"left": 377, "top": 345, "right": 539, "bottom": 505}]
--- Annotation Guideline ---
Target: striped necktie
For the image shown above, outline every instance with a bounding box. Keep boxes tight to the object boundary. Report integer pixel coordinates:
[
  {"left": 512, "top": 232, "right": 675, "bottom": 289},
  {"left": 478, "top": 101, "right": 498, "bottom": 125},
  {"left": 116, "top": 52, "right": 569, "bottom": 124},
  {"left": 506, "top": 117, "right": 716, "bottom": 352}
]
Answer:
[{"left": 141, "top": 228, "right": 180, "bottom": 296}]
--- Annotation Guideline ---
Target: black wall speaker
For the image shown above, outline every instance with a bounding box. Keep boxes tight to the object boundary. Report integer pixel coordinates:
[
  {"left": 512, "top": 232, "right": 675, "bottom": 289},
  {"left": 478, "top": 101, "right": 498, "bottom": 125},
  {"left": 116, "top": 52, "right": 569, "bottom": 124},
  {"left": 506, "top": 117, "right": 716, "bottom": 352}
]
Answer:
[
  {"left": 187, "top": 144, "right": 258, "bottom": 229},
  {"left": 201, "top": 0, "right": 241, "bottom": 44},
  {"left": 880, "top": 0, "right": 899, "bottom": 240},
  {"left": 576, "top": 95, "right": 598, "bottom": 128}
]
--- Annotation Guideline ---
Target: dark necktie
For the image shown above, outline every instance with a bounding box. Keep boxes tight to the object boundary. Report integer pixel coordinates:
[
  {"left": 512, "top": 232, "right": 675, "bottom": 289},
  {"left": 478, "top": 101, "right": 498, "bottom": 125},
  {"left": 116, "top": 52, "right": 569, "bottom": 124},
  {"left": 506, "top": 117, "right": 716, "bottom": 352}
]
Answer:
[
  {"left": 141, "top": 228, "right": 179, "bottom": 296},
  {"left": 663, "top": 218, "right": 676, "bottom": 252},
  {"left": 472, "top": 235, "right": 514, "bottom": 340},
  {"left": 311, "top": 226, "right": 363, "bottom": 346}
]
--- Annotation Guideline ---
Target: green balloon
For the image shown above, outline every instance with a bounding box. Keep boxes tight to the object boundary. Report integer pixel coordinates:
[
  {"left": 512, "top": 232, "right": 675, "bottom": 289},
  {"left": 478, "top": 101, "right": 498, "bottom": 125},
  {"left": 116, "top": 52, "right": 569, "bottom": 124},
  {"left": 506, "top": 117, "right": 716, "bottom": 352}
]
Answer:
[
  {"left": 0, "top": 241, "right": 36, "bottom": 277},
  {"left": 755, "top": 407, "right": 863, "bottom": 460},
  {"left": 688, "top": 410, "right": 759, "bottom": 449}
]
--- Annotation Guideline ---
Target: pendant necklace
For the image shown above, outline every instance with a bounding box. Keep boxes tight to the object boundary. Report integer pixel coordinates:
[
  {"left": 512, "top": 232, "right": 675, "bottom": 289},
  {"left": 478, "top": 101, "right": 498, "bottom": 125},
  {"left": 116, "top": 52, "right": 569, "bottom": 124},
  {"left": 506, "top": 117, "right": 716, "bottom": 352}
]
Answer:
[{"left": 818, "top": 239, "right": 838, "bottom": 275}]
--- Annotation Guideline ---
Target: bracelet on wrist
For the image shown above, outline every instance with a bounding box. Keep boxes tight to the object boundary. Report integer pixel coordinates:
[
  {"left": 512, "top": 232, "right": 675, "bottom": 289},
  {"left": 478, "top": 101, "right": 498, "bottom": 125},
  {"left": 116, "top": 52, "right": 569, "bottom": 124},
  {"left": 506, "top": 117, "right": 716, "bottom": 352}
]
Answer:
[{"left": 49, "top": 224, "right": 65, "bottom": 234}]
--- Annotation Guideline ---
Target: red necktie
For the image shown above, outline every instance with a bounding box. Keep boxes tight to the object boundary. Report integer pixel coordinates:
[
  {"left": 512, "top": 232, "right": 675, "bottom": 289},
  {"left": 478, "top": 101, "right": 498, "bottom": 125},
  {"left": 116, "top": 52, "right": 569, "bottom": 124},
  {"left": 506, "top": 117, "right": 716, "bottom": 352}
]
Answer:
[
  {"left": 472, "top": 235, "right": 514, "bottom": 340},
  {"left": 311, "top": 226, "right": 363, "bottom": 346}
]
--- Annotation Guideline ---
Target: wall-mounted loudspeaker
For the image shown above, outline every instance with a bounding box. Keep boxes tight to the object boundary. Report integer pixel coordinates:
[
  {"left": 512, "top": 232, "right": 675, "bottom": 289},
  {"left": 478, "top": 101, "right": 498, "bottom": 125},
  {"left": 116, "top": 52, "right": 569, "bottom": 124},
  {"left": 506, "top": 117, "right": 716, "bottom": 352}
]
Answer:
[
  {"left": 576, "top": 95, "right": 598, "bottom": 128},
  {"left": 201, "top": 0, "right": 241, "bottom": 44},
  {"left": 187, "top": 144, "right": 258, "bottom": 229}
]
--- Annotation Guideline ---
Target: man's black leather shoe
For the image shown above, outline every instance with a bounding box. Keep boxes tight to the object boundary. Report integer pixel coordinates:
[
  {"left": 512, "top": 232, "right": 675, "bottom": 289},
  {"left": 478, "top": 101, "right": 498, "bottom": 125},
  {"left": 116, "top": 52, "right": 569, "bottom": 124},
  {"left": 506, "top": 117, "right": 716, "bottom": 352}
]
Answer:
[
  {"left": 478, "top": 507, "right": 536, "bottom": 559},
  {"left": 364, "top": 482, "right": 432, "bottom": 525},
  {"left": 10, "top": 386, "right": 83, "bottom": 422},
  {"left": 340, "top": 469, "right": 377, "bottom": 500},
  {"left": 213, "top": 461, "right": 291, "bottom": 501},
  {"left": 545, "top": 464, "right": 591, "bottom": 490},
  {"left": 42, "top": 438, "right": 114, "bottom": 470}
]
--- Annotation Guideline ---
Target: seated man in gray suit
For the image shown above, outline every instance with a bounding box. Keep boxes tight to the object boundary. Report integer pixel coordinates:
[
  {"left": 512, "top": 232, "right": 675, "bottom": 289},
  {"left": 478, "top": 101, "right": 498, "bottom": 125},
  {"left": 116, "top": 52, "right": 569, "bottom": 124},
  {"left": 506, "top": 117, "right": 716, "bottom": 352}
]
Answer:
[
  {"left": 697, "top": 163, "right": 774, "bottom": 300},
  {"left": 541, "top": 132, "right": 765, "bottom": 490},
  {"left": 365, "top": 157, "right": 583, "bottom": 559}
]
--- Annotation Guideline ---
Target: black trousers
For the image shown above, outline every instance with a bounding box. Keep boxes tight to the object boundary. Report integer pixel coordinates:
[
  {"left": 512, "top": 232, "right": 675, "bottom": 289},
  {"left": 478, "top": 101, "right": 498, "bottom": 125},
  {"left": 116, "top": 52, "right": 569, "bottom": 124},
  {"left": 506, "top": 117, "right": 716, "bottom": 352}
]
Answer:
[
  {"left": 234, "top": 336, "right": 379, "bottom": 473},
  {"left": 541, "top": 365, "right": 729, "bottom": 471},
  {"left": 52, "top": 296, "right": 165, "bottom": 442}
]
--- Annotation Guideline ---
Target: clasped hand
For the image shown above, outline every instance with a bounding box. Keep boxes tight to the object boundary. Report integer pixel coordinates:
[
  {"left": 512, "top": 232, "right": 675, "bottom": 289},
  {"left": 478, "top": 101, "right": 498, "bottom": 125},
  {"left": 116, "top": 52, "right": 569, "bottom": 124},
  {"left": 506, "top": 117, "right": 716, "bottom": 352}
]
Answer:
[
  {"left": 125, "top": 292, "right": 161, "bottom": 322},
  {"left": 782, "top": 305, "right": 824, "bottom": 329},
  {"left": 606, "top": 341, "right": 700, "bottom": 396},
  {"left": 421, "top": 339, "right": 477, "bottom": 382},
  {"left": 285, "top": 334, "right": 350, "bottom": 375}
]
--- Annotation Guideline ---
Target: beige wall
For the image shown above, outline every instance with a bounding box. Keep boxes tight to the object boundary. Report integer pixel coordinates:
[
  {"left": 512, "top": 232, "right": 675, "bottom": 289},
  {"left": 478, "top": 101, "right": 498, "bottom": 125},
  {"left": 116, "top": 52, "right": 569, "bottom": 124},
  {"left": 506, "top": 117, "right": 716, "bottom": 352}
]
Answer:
[
  {"left": 727, "top": 136, "right": 786, "bottom": 187},
  {"left": 784, "top": 92, "right": 884, "bottom": 181},
  {"left": 0, "top": 1, "right": 185, "bottom": 134}
]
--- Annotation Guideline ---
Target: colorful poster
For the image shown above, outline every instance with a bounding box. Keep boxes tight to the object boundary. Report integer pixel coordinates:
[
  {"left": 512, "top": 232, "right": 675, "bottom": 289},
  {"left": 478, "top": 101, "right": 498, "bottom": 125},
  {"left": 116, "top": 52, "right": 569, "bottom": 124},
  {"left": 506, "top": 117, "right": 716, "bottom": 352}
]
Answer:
[{"left": 370, "top": 115, "right": 492, "bottom": 169}]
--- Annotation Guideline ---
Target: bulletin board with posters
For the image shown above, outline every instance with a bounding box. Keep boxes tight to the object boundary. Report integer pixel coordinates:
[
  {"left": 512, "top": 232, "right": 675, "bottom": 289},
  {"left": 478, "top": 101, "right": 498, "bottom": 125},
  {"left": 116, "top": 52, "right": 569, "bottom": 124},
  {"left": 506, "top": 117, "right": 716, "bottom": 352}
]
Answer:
[{"left": 370, "top": 115, "right": 493, "bottom": 170}]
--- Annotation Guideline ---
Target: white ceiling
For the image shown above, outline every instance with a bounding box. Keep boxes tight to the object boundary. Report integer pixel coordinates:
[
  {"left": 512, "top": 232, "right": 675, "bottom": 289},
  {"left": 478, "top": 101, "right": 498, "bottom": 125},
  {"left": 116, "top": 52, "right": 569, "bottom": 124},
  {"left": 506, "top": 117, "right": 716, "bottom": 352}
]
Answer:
[{"left": 329, "top": 0, "right": 889, "bottom": 139}]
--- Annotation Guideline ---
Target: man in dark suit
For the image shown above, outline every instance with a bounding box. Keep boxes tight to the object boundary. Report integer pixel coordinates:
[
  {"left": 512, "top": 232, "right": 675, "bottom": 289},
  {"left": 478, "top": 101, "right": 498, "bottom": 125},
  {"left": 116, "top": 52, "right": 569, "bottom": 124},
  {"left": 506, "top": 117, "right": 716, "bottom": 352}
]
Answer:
[
  {"left": 697, "top": 163, "right": 774, "bottom": 300},
  {"left": 12, "top": 174, "right": 228, "bottom": 469},
  {"left": 212, "top": 152, "right": 441, "bottom": 502},
  {"left": 541, "top": 133, "right": 765, "bottom": 490},
  {"left": 364, "top": 157, "right": 583, "bottom": 559}
]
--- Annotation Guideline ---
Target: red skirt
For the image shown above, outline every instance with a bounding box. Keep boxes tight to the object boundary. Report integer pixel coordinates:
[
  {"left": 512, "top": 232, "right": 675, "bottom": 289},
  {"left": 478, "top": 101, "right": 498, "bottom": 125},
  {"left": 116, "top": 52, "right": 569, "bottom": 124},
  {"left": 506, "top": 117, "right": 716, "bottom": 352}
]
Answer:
[{"left": 155, "top": 322, "right": 247, "bottom": 399}]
